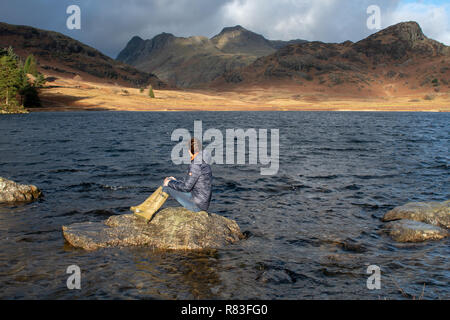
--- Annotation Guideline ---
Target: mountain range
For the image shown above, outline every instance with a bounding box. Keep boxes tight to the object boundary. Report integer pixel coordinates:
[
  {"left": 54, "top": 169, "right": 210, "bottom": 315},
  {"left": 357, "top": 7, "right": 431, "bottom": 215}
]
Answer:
[
  {"left": 116, "top": 21, "right": 448, "bottom": 97},
  {"left": 0, "top": 20, "right": 448, "bottom": 101},
  {"left": 117, "top": 25, "right": 307, "bottom": 88},
  {"left": 213, "top": 21, "right": 449, "bottom": 96}
]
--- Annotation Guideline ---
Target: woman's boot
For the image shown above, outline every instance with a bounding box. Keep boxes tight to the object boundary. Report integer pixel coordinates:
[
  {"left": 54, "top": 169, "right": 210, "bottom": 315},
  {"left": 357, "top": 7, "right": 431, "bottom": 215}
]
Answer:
[
  {"left": 130, "top": 186, "right": 163, "bottom": 213},
  {"left": 133, "top": 187, "right": 169, "bottom": 221}
]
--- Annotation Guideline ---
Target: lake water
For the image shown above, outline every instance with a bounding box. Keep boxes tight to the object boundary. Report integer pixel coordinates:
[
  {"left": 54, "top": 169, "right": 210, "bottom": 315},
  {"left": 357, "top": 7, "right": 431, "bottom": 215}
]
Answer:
[{"left": 0, "top": 111, "right": 448, "bottom": 299}]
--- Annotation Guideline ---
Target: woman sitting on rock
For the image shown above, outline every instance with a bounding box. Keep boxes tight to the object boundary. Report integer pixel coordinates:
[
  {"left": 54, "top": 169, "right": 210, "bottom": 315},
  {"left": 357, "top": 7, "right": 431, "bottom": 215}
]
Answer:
[{"left": 131, "top": 138, "right": 212, "bottom": 221}]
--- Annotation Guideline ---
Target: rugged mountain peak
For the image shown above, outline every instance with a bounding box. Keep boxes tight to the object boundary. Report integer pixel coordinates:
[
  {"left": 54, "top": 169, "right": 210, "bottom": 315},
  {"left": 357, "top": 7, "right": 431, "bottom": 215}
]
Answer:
[
  {"left": 151, "top": 32, "right": 175, "bottom": 46},
  {"left": 354, "top": 21, "right": 445, "bottom": 59},
  {"left": 211, "top": 25, "right": 274, "bottom": 56},
  {"left": 212, "top": 25, "right": 259, "bottom": 43},
  {"left": 396, "top": 21, "right": 425, "bottom": 41},
  {"left": 367, "top": 21, "right": 425, "bottom": 43},
  {"left": 388, "top": 21, "right": 425, "bottom": 41},
  {"left": 341, "top": 40, "right": 354, "bottom": 46},
  {"left": 217, "top": 25, "right": 246, "bottom": 34},
  {"left": 153, "top": 32, "right": 175, "bottom": 40},
  {"left": 116, "top": 35, "right": 144, "bottom": 62},
  {"left": 129, "top": 35, "right": 144, "bottom": 44},
  {"left": 117, "top": 32, "right": 175, "bottom": 63}
]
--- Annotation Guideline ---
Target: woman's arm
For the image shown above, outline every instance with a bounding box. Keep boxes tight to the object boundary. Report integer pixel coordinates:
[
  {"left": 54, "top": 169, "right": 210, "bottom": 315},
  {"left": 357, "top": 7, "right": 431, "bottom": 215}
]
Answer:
[{"left": 167, "top": 164, "right": 200, "bottom": 192}]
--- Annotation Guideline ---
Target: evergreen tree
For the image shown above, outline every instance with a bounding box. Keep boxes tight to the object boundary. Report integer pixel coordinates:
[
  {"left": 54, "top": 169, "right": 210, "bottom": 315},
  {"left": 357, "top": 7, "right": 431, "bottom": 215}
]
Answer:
[
  {"left": 0, "top": 47, "right": 22, "bottom": 109},
  {"left": 0, "top": 47, "right": 45, "bottom": 112},
  {"left": 23, "top": 54, "right": 38, "bottom": 76},
  {"left": 35, "top": 73, "right": 46, "bottom": 88}
]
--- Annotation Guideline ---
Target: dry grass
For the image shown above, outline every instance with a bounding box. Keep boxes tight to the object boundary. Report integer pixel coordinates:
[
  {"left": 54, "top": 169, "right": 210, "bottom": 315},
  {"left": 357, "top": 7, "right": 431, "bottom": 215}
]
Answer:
[
  {"left": 35, "top": 76, "right": 450, "bottom": 112},
  {"left": 387, "top": 275, "right": 442, "bottom": 300}
]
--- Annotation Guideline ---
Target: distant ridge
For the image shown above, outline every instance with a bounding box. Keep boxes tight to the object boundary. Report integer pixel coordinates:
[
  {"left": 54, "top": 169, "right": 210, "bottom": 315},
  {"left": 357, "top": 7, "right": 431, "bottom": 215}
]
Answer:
[
  {"left": 117, "top": 25, "right": 307, "bottom": 88},
  {"left": 0, "top": 22, "right": 167, "bottom": 88},
  {"left": 213, "top": 21, "right": 449, "bottom": 97}
]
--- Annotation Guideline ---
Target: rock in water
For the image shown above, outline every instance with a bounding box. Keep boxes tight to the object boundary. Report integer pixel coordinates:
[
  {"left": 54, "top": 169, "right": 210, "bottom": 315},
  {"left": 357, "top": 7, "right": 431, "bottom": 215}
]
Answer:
[
  {"left": 62, "top": 207, "right": 244, "bottom": 251},
  {"left": 382, "top": 200, "right": 450, "bottom": 229},
  {"left": 0, "top": 177, "right": 42, "bottom": 203},
  {"left": 384, "top": 219, "right": 448, "bottom": 242}
]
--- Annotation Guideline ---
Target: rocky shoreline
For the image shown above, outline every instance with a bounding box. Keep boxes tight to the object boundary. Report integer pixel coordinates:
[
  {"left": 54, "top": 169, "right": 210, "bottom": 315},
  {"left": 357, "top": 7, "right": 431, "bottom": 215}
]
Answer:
[
  {"left": 0, "top": 109, "right": 29, "bottom": 114},
  {"left": 0, "top": 177, "right": 42, "bottom": 203},
  {"left": 382, "top": 200, "right": 449, "bottom": 242},
  {"left": 63, "top": 207, "right": 244, "bottom": 251},
  {"left": 2, "top": 173, "right": 447, "bottom": 246}
]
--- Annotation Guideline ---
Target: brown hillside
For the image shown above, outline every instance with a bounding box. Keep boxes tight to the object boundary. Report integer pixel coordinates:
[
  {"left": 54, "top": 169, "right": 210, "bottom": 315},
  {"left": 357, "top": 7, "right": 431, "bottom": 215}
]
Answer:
[
  {"left": 214, "top": 22, "right": 449, "bottom": 100},
  {"left": 0, "top": 21, "right": 166, "bottom": 88}
]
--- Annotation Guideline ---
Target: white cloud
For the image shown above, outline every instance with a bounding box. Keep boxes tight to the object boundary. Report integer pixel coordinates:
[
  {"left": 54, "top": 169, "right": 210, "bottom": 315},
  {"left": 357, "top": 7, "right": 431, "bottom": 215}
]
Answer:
[
  {"left": 385, "top": 2, "right": 450, "bottom": 44},
  {"left": 219, "top": 0, "right": 401, "bottom": 42},
  {"left": 0, "top": 0, "right": 448, "bottom": 58}
]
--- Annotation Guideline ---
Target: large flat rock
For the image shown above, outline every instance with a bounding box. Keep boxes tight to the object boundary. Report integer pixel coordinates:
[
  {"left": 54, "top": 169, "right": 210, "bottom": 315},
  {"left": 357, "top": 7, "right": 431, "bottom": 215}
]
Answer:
[
  {"left": 63, "top": 207, "right": 244, "bottom": 251},
  {"left": 382, "top": 200, "right": 450, "bottom": 229},
  {"left": 384, "top": 219, "right": 448, "bottom": 242},
  {"left": 0, "top": 177, "right": 42, "bottom": 203}
]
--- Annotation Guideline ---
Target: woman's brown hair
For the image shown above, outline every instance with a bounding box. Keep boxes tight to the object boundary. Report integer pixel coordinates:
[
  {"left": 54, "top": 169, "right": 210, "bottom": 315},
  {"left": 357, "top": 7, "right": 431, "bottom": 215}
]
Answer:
[{"left": 190, "top": 138, "right": 201, "bottom": 155}]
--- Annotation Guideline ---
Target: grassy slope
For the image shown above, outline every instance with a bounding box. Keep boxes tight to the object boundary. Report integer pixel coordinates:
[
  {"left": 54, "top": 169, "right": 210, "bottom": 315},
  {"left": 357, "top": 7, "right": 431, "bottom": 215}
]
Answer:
[{"left": 35, "top": 75, "right": 450, "bottom": 112}]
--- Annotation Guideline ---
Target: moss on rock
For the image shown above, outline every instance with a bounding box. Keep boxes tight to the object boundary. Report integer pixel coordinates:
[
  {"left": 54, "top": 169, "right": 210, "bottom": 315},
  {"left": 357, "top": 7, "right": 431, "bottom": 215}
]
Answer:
[{"left": 62, "top": 207, "right": 244, "bottom": 251}]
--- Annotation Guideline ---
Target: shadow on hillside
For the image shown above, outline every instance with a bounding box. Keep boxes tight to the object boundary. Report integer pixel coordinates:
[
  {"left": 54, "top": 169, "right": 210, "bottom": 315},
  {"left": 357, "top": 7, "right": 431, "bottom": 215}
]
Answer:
[{"left": 35, "top": 91, "right": 111, "bottom": 111}]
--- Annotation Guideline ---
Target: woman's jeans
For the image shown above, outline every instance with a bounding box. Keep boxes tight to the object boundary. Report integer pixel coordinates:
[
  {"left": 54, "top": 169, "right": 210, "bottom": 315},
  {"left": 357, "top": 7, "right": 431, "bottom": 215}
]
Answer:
[{"left": 162, "top": 185, "right": 201, "bottom": 213}]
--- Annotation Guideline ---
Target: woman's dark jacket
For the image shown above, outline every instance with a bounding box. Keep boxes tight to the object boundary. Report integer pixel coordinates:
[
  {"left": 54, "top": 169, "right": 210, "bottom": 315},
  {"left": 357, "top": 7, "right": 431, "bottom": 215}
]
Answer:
[{"left": 168, "top": 156, "right": 212, "bottom": 211}]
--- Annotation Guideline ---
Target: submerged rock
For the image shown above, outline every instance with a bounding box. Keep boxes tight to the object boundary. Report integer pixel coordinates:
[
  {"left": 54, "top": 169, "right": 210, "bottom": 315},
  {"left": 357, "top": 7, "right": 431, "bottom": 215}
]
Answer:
[
  {"left": 384, "top": 219, "right": 448, "bottom": 242},
  {"left": 382, "top": 200, "right": 450, "bottom": 229},
  {"left": 0, "top": 177, "right": 42, "bottom": 203},
  {"left": 62, "top": 207, "right": 244, "bottom": 251}
]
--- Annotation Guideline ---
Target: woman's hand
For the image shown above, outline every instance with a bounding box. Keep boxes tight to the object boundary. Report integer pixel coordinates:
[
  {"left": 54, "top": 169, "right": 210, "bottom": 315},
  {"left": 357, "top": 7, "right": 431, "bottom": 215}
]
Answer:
[
  {"left": 163, "top": 178, "right": 170, "bottom": 186},
  {"left": 164, "top": 177, "right": 176, "bottom": 187}
]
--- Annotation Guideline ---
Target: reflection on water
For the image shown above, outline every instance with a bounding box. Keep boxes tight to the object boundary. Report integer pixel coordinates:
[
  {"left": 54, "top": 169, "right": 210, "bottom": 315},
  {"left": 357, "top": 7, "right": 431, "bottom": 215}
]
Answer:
[
  {"left": 0, "top": 111, "right": 448, "bottom": 299},
  {"left": 130, "top": 249, "right": 222, "bottom": 299}
]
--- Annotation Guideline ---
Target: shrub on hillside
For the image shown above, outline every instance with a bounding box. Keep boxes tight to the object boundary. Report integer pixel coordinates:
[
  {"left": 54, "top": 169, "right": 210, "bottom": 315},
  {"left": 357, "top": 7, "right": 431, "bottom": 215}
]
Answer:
[{"left": 148, "top": 85, "right": 155, "bottom": 98}]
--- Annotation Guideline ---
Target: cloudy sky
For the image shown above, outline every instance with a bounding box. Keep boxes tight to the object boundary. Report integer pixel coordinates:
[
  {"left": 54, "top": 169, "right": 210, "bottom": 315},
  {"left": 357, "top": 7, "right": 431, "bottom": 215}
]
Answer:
[{"left": 0, "top": 0, "right": 449, "bottom": 58}]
